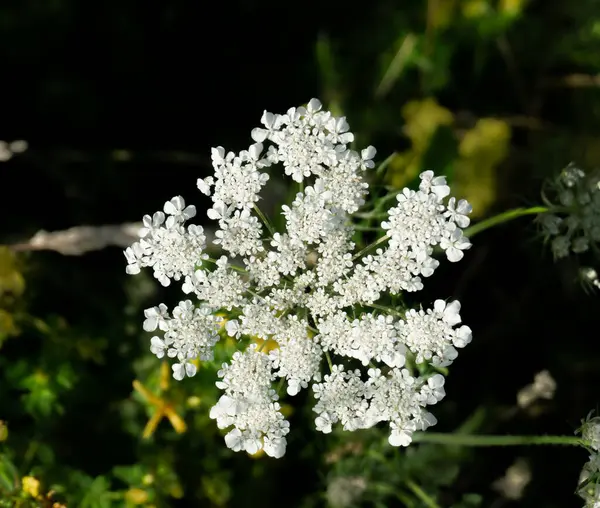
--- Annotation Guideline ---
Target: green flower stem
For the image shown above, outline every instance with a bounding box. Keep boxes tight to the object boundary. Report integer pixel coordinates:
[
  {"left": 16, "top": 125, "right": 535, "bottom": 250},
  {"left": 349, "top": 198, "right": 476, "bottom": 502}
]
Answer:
[
  {"left": 405, "top": 479, "right": 441, "bottom": 508},
  {"left": 354, "top": 225, "right": 382, "bottom": 231},
  {"left": 464, "top": 206, "right": 549, "bottom": 238},
  {"left": 357, "top": 190, "right": 401, "bottom": 219},
  {"left": 354, "top": 212, "right": 388, "bottom": 219},
  {"left": 412, "top": 432, "right": 584, "bottom": 447},
  {"left": 253, "top": 204, "right": 277, "bottom": 237},
  {"left": 276, "top": 377, "right": 286, "bottom": 394},
  {"left": 324, "top": 350, "right": 334, "bottom": 371},
  {"left": 367, "top": 303, "right": 404, "bottom": 318},
  {"left": 375, "top": 152, "right": 397, "bottom": 178},
  {"left": 353, "top": 234, "right": 389, "bottom": 261},
  {"left": 206, "top": 257, "right": 248, "bottom": 274}
]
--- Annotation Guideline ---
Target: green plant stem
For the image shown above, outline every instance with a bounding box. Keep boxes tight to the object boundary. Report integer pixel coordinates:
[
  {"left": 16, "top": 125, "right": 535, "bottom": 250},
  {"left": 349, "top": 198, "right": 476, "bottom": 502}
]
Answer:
[
  {"left": 375, "top": 152, "right": 397, "bottom": 178},
  {"left": 379, "top": 188, "right": 404, "bottom": 205},
  {"left": 355, "top": 212, "right": 388, "bottom": 219},
  {"left": 307, "top": 324, "right": 319, "bottom": 334},
  {"left": 353, "top": 234, "right": 389, "bottom": 261},
  {"left": 206, "top": 256, "right": 248, "bottom": 274},
  {"left": 464, "top": 206, "right": 549, "bottom": 238},
  {"left": 412, "top": 432, "right": 584, "bottom": 447},
  {"left": 276, "top": 377, "right": 286, "bottom": 394},
  {"left": 324, "top": 351, "right": 334, "bottom": 371},
  {"left": 253, "top": 204, "right": 276, "bottom": 237},
  {"left": 354, "top": 225, "right": 382, "bottom": 231},
  {"left": 405, "top": 479, "right": 441, "bottom": 508},
  {"left": 367, "top": 302, "right": 404, "bottom": 317}
]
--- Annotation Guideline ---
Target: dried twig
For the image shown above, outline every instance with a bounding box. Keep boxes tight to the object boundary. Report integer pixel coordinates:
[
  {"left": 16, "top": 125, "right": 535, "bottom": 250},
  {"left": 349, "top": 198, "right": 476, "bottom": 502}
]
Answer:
[{"left": 8, "top": 223, "right": 142, "bottom": 255}]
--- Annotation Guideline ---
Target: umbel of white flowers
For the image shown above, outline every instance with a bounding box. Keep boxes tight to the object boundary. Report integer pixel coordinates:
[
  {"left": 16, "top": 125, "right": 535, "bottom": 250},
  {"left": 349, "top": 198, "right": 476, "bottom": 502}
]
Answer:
[
  {"left": 539, "top": 162, "right": 600, "bottom": 259},
  {"left": 577, "top": 414, "right": 600, "bottom": 507},
  {"left": 124, "top": 99, "right": 473, "bottom": 458}
]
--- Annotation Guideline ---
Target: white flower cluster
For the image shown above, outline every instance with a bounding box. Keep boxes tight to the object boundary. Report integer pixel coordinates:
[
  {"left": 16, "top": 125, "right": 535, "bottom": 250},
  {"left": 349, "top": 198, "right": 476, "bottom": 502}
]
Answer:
[
  {"left": 125, "top": 99, "right": 474, "bottom": 457},
  {"left": 577, "top": 415, "right": 600, "bottom": 507},
  {"left": 581, "top": 267, "right": 600, "bottom": 292},
  {"left": 539, "top": 163, "right": 600, "bottom": 259},
  {"left": 0, "top": 139, "right": 27, "bottom": 162}
]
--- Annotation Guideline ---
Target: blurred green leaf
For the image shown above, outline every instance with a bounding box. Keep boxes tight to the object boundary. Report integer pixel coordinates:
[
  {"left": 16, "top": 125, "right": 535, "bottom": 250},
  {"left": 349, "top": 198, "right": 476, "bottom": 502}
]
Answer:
[
  {"left": 0, "top": 454, "right": 19, "bottom": 495},
  {"left": 79, "top": 476, "right": 114, "bottom": 508},
  {"left": 376, "top": 33, "right": 418, "bottom": 98}
]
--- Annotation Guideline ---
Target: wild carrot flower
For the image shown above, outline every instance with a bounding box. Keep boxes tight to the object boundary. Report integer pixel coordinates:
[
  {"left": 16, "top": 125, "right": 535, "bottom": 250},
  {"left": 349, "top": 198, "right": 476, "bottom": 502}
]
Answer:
[{"left": 125, "top": 99, "right": 473, "bottom": 457}]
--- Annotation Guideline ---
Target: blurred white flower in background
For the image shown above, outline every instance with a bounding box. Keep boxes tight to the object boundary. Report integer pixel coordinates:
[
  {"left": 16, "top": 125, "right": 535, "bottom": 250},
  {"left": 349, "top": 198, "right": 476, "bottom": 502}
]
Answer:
[{"left": 0, "top": 140, "right": 28, "bottom": 162}]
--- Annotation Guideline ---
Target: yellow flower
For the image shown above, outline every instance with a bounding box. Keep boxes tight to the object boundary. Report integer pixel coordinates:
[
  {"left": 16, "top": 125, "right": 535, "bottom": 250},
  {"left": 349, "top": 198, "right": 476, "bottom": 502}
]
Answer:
[
  {"left": 21, "top": 476, "right": 41, "bottom": 498},
  {"left": 125, "top": 488, "right": 149, "bottom": 504}
]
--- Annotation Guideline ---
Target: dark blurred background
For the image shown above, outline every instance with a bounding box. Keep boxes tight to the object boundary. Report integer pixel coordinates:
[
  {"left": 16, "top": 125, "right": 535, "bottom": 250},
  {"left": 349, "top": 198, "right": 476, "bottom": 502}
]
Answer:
[{"left": 1, "top": 0, "right": 600, "bottom": 507}]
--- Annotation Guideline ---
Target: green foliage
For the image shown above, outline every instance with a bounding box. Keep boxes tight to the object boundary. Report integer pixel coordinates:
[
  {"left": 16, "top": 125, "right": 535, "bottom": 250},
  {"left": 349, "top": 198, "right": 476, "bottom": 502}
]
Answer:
[{"left": 0, "top": 0, "right": 599, "bottom": 506}]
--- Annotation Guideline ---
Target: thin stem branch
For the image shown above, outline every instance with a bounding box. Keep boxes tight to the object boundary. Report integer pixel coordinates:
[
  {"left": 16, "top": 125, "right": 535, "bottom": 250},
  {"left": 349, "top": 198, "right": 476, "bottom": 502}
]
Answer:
[
  {"left": 405, "top": 479, "right": 441, "bottom": 508},
  {"left": 276, "top": 377, "right": 286, "bottom": 395},
  {"left": 355, "top": 212, "right": 388, "bottom": 219},
  {"left": 324, "top": 351, "right": 334, "bottom": 372},
  {"left": 354, "top": 225, "right": 381, "bottom": 232},
  {"left": 367, "top": 303, "right": 404, "bottom": 318},
  {"left": 375, "top": 152, "right": 398, "bottom": 178},
  {"left": 412, "top": 432, "right": 584, "bottom": 447},
  {"left": 253, "top": 204, "right": 276, "bottom": 237},
  {"left": 464, "top": 206, "right": 549, "bottom": 238},
  {"left": 352, "top": 235, "right": 389, "bottom": 261},
  {"left": 206, "top": 256, "right": 247, "bottom": 274}
]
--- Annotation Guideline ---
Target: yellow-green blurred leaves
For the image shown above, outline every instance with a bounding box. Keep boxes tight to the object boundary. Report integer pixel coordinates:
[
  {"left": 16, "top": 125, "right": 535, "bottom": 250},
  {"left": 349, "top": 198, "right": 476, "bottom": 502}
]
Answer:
[
  {"left": 0, "top": 247, "right": 24, "bottom": 298},
  {"left": 113, "top": 464, "right": 178, "bottom": 506},
  {"left": 201, "top": 474, "right": 231, "bottom": 506},
  {"left": 455, "top": 118, "right": 511, "bottom": 216},
  {"left": 20, "top": 364, "right": 76, "bottom": 418},
  {"left": 0, "top": 247, "right": 25, "bottom": 344},
  {"left": 0, "top": 309, "right": 18, "bottom": 339},
  {"left": 428, "top": 0, "right": 457, "bottom": 30},
  {"left": 0, "top": 421, "right": 8, "bottom": 442},
  {"left": 498, "top": 0, "right": 526, "bottom": 17},
  {"left": 79, "top": 476, "right": 115, "bottom": 508},
  {"left": 124, "top": 487, "right": 149, "bottom": 505},
  {"left": 74, "top": 336, "right": 108, "bottom": 364},
  {"left": 0, "top": 453, "right": 67, "bottom": 507},
  {"left": 374, "top": 0, "right": 525, "bottom": 98},
  {"left": 461, "top": 0, "right": 491, "bottom": 19},
  {"left": 404, "top": 98, "right": 454, "bottom": 152},
  {"left": 386, "top": 98, "right": 511, "bottom": 218},
  {"left": 461, "top": 0, "right": 526, "bottom": 20},
  {"left": 458, "top": 0, "right": 526, "bottom": 37},
  {"left": 386, "top": 98, "right": 453, "bottom": 189}
]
